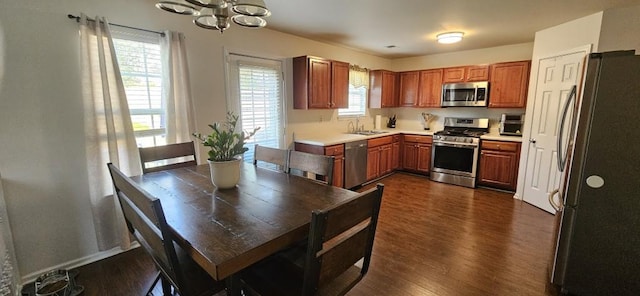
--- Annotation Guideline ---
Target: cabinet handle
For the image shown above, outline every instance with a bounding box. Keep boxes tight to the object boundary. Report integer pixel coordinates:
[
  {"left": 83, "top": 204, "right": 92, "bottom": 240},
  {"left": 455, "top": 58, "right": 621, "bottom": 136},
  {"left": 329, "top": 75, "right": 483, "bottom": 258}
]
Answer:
[{"left": 497, "top": 145, "right": 501, "bottom": 150}]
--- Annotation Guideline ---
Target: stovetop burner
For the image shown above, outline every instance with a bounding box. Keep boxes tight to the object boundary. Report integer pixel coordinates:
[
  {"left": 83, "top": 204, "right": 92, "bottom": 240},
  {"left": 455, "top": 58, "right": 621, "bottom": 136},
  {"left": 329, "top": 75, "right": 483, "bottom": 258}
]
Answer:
[{"left": 434, "top": 128, "right": 487, "bottom": 138}]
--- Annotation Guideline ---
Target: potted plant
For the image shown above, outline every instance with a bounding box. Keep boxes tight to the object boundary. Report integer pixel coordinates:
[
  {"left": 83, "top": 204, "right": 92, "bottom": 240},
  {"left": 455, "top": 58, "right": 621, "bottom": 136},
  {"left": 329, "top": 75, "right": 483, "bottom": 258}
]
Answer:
[{"left": 193, "top": 112, "right": 259, "bottom": 189}]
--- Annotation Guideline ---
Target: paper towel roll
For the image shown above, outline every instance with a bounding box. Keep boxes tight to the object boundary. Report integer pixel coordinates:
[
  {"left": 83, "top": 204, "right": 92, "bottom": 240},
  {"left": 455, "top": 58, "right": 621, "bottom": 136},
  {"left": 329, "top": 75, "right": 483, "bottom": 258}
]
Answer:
[{"left": 374, "top": 115, "right": 382, "bottom": 130}]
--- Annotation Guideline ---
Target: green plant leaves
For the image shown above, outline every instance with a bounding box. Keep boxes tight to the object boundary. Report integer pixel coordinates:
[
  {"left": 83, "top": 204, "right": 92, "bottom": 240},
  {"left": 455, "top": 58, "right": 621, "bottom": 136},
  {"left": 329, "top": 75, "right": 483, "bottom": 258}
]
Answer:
[{"left": 192, "top": 111, "right": 259, "bottom": 162}]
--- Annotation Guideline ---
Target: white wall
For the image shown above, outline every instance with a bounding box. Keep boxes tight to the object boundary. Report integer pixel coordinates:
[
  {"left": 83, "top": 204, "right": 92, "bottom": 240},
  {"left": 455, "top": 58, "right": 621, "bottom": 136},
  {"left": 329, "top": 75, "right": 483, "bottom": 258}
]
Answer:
[
  {"left": 515, "top": 12, "right": 604, "bottom": 200},
  {"left": 599, "top": 5, "right": 640, "bottom": 53},
  {"left": 0, "top": 0, "right": 390, "bottom": 280},
  {"left": 392, "top": 42, "right": 534, "bottom": 71}
]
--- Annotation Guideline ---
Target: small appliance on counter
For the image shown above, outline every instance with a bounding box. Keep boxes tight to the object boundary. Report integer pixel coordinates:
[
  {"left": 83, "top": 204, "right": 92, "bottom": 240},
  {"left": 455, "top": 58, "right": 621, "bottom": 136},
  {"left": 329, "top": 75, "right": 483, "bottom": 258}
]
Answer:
[
  {"left": 387, "top": 115, "right": 396, "bottom": 128},
  {"left": 499, "top": 113, "right": 524, "bottom": 136}
]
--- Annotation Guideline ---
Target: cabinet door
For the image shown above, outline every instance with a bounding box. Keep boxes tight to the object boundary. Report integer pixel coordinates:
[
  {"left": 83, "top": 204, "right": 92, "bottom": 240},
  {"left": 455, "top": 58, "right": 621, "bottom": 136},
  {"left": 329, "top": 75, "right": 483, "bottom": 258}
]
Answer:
[
  {"left": 379, "top": 144, "right": 392, "bottom": 175},
  {"left": 418, "top": 69, "right": 443, "bottom": 107},
  {"left": 333, "top": 156, "right": 344, "bottom": 188},
  {"left": 391, "top": 141, "right": 400, "bottom": 170},
  {"left": 402, "top": 143, "right": 417, "bottom": 170},
  {"left": 466, "top": 65, "right": 490, "bottom": 81},
  {"left": 478, "top": 150, "right": 518, "bottom": 190},
  {"left": 381, "top": 71, "right": 398, "bottom": 107},
  {"left": 308, "top": 58, "right": 332, "bottom": 109},
  {"left": 489, "top": 61, "right": 530, "bottom": 108},
  {"left": 367, "top": 147, "right": 380, "bottom": 181},
  {"left": 331, "top": 61, "right": 349, "bottom": 108},
  {"left": 443, "top": 67, "right": 466, "bottom": 83},
  {"left": 399, "top": 71, "right": 420, "bottom": 106},
  {"left": 369, "top": 70, "right": 398, "bottom": 108},
  {"left": 417, "top": 144, "right": 431, "bottom": 173}
]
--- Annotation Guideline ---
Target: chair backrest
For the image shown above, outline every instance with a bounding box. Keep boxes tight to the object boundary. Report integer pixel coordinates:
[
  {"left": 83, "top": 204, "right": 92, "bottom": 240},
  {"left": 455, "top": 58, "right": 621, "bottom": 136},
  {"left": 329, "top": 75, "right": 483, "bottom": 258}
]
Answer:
[
  {"left": 139, "top": 141, "right": 197, "bottom": 174},
  {"left": 253, "top": 144, "right": 289, "bottom": 171},
  {"left": 107, "top": 163, "right": 189, "bottom": 295},
  {"left": 302, "top": 184, "right": 384, "bottom": 295},
  {"left": 288, "top": 150, "right": 334, "bottom": 185}
]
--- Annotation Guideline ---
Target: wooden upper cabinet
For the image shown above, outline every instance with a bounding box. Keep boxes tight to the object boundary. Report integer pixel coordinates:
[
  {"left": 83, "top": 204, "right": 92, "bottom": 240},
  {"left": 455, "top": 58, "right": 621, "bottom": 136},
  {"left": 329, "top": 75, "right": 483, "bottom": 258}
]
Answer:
[
  {"left": 399, "top": 71, "right": 420, "bottom": 106},
  {"left": 489, "top": 60, "right": 531, "bottom": 108},
  {"left": 331, "top": 61, "right": 349, "bottom": 109},
  {"left": 293, "top": 56, "right": 349, "bottom": 109},
  {"left": 369, "top": 70, "right": 398, "bottom": 108},
  {"left": 443, "top": 65, "right": 490, "bottom": 83},
  {"left": 466, "top": 65, "right": 490, "bottom": 81},
  {"left": 417, "top": 69, "right": 443, "bottom": 107},
  {"left": 443, "top": 67, "right": 466, "bottom": 83}
]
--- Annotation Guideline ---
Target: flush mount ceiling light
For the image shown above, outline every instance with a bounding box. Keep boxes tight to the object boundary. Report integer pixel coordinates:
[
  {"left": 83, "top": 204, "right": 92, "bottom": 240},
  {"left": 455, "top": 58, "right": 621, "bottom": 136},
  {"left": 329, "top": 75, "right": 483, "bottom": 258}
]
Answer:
[
  {"left": 156, "top": 0, "right": 270, "bottom": 33},
  {"left": 437, "top": 32, "right": 464, "bottom": 44}
]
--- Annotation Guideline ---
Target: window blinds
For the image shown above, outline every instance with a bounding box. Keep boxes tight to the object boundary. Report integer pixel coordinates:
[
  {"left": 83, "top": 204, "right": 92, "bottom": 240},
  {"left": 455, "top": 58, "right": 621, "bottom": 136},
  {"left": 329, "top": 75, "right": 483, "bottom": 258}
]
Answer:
[{"left": 237, "top": 61, "right": 283, "bottom": 163}]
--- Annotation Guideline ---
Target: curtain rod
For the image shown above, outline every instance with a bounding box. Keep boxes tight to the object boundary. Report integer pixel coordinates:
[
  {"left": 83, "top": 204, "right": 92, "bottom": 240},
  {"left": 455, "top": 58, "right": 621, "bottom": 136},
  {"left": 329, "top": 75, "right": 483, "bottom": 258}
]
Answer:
[{"left": 67, "top": 14, "right": 164, "bottom": 36}]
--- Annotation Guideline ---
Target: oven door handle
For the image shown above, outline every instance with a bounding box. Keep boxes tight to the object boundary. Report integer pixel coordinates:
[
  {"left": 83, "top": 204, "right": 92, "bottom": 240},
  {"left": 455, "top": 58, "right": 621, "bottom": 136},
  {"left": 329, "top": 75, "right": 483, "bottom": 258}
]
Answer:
[{"left": 433, "top": 141, "right": 478, "bottom": 148}]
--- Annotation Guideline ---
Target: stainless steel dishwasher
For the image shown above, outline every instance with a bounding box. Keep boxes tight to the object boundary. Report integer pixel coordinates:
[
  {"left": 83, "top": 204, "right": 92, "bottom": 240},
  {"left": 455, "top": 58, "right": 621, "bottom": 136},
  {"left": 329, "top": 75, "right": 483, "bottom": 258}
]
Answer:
[{"left": 344, "top": 140, "right": 368, "bottom": 189}]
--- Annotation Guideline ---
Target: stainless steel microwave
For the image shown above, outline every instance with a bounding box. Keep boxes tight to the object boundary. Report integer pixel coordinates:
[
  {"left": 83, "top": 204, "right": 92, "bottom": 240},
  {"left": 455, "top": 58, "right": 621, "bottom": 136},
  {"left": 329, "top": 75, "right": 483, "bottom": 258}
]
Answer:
[{"left": 441, "top": 82, "right": 489, "bottom": 107}]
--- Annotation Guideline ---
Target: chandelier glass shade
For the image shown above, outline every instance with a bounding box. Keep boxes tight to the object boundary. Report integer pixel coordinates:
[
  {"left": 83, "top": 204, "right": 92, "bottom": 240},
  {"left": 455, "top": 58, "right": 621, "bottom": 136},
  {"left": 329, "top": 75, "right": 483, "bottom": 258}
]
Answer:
[{"left": 156, "top": 0, "right": 270, "bottom": 33}]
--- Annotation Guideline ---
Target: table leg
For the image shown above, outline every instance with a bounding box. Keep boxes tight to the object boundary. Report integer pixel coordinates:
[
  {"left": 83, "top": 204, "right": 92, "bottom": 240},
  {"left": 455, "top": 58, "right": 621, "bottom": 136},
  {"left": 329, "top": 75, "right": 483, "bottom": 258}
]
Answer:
[{"left": 225, "top": 274, "right": 242, "bottom": 296}]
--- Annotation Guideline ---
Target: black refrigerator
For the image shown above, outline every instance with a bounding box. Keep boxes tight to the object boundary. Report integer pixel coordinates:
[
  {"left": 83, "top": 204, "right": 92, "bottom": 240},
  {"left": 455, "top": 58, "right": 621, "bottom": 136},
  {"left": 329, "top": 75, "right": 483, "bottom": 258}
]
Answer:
[{"left": 550, "top": 51, "right": 640, "bottom": 295}]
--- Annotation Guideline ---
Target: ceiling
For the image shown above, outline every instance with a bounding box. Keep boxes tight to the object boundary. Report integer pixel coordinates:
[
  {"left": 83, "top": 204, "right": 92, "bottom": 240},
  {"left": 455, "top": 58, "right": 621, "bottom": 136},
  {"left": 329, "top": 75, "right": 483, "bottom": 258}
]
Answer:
[{"left": 263, "top": 0, "right": 640, "bottom": 59}]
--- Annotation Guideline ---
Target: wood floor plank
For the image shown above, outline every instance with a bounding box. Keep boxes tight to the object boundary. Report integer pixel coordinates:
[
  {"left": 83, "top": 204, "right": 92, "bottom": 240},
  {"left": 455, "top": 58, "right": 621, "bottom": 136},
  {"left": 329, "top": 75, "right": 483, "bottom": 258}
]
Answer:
[{"left": 69, "top": 172, "right": 557, "bottom": 296}]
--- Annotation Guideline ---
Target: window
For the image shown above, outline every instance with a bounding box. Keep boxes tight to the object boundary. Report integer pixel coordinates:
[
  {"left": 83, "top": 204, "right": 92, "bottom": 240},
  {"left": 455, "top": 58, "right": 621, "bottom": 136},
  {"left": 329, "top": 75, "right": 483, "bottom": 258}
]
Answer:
[
  {"left": 227, "top": 54, "right": 284, "bottom": 165},
  {"left": 339, "top": 67, "right": 369, "bottom": 117},
  {"left": 339, "top": 85, "right": 367, "bottom": 117},
  {"left": 112, "top": 29, "right": 165, "bottom": 148}
]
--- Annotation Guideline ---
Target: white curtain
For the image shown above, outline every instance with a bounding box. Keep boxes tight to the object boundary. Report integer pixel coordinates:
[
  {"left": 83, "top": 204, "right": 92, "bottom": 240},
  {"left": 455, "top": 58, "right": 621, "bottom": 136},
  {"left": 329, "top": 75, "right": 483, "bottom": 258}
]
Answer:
[
  {"left": 79, "top": 14, "right": 140, "bottom": 251},
  {"left": 161, "top": 31, "right": 196, "bottom": 144},
  {"left": 349, "top": 64, "right": 369, "bottom": 89}
]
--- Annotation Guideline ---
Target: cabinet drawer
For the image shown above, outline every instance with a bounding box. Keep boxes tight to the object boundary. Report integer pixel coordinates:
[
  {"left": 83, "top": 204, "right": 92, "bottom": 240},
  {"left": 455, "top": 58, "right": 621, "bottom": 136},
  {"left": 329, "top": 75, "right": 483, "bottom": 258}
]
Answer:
[
  {"left": 481, "top": 140, "right": 519, "bottom": 152},
  {"left": 403, "top": 135, "right": 432, "bottom": 144},
  {"left": 324, "top": 144, "right": 344, "bottom": 156},
  {"left": 392, "top": 135, "right": 401, "bottom": 142},
  {"left": 368, "top": 136, "right": 393, "bottom": 148}
]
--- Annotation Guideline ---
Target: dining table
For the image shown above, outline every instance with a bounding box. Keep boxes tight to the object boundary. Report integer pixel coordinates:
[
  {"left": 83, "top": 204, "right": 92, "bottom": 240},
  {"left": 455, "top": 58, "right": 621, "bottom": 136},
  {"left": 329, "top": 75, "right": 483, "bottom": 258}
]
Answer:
[{"left": 129, "top": 162, "right": 359, "bottom": 295}]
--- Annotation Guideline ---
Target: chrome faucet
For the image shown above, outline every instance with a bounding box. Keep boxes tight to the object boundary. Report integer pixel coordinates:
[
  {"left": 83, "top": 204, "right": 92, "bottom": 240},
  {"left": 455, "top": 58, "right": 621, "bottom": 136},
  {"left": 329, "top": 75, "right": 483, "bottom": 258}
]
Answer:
[
  {"left": 355, "top": 116, "right": 364, "bottom": 132},
  {"left": 347, "top": 121, "right": 355, "bottom": 133}
]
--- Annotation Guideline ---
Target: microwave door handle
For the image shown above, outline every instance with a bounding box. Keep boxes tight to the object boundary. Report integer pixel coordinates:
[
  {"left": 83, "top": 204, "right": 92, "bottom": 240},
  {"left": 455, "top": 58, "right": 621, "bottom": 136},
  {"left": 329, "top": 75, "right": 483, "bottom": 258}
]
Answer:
[{"left": 556, "top": 85, "right": 577, "bottom": 172}]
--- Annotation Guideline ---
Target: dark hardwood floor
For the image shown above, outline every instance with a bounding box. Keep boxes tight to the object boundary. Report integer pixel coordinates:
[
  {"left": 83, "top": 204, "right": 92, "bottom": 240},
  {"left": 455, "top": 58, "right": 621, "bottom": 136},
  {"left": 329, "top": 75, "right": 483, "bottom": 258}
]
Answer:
[{"left": 71, "top": 172, "right": 558, "bottom": 296}]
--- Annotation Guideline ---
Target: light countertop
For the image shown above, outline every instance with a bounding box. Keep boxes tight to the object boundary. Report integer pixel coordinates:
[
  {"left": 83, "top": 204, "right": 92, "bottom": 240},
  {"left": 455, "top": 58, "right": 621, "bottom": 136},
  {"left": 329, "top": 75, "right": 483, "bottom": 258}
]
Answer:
[{"left": 294, "top": 129, "right": 522, "bottom": 146}]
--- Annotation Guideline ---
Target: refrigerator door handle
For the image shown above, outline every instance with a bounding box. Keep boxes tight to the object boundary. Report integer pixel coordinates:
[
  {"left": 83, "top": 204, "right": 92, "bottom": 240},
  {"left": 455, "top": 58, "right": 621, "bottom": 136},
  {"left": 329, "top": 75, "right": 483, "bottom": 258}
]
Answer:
[
  {"left": 556, "top": 85, "right": 577, "bottom": 172},
  {"left": 548, "top": 189, "right": 562, "bottom": 212}
]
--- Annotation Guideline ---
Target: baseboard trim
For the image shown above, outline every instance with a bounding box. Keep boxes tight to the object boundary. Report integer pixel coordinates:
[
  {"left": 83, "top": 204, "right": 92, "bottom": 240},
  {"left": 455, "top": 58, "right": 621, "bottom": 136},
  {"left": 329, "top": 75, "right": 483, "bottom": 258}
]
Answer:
[{"left": 19, "top": 242, "right": 140, "bottom": 287}]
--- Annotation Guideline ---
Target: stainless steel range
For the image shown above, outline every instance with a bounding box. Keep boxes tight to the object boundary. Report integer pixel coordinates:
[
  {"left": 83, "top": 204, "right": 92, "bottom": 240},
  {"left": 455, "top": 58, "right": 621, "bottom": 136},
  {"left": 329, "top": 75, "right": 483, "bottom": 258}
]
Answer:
[{"left": 430, "top": 117, "right": 489, "bottom": 188}]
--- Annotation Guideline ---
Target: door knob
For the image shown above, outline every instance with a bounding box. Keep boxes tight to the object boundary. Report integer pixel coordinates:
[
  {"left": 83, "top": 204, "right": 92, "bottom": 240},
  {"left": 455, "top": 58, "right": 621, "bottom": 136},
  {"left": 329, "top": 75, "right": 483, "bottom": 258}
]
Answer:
[{"left": 529, "top": 139, "right": 537, "bottom": 144}]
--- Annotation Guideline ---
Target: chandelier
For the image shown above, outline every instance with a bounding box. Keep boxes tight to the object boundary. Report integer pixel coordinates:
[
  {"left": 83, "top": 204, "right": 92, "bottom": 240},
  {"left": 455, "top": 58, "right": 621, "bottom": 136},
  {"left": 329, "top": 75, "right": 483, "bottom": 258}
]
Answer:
[{"left": 156, "top": 0, "right": 271, "bottom": 33}]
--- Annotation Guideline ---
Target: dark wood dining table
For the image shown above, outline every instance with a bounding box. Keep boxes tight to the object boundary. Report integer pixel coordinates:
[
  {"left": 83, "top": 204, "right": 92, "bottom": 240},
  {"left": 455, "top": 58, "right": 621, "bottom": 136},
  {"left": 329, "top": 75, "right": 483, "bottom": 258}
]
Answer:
[{"left": 130, "top": 162, "right": 359, "bottom": 295}]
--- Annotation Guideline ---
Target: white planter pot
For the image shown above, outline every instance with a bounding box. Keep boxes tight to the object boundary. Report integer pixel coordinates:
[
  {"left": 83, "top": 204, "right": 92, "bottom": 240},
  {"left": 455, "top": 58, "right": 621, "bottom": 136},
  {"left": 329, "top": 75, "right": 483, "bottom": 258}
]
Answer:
[{"left": 207, "top": 158, "right": 241, "bottom": 189}]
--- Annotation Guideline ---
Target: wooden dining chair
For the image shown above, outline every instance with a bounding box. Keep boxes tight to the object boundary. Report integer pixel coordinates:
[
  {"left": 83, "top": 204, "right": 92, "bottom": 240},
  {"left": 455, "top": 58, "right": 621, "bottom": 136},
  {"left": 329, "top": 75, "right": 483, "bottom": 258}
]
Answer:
[
  {"left": 138, "top": 141, "right": 197, "bottom": 174},
  {"left": 107, "top": 163, "right": 225, "bottom": 296},
  {"left": 240, "top": 184, "right": 385, "bottom": 296},
  {"left": 288, "top": 150, "right": 335, "bottom": 186},
  {"left": 253, "top": 144, "right": 289, "bottom": 172}
]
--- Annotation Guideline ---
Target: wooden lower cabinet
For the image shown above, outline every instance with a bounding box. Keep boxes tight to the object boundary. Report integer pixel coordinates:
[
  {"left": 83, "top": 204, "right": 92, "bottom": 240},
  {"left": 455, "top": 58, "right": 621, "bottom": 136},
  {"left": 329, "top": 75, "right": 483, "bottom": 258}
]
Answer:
[
  {"left": 478, "top": 140, "right": 521, "bottom": 191},
  {"left": 367, "top": 136, "right": 396, "bottom": 181},
  {"left": 391, "top": 136, "right": 401, "bottom": 170},
  {"left": 294, "top": 142, "right": 344, "bottom": 188},
  {"left": 402, "top": 135, "right": 432, "bottom": 174}
]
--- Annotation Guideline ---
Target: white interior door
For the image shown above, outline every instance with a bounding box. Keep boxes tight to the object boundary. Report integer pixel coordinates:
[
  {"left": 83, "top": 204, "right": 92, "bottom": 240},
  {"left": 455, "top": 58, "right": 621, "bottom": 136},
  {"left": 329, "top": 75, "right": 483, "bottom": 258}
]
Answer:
[{"left": 522, "top": 48, "right": 589, "bottom": 213}]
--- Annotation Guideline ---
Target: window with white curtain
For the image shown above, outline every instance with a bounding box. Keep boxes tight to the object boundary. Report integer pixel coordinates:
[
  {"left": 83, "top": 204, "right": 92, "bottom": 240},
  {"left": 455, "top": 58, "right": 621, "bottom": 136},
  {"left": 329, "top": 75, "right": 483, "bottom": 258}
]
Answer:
[
  {"left": 112, "top": 29, "right": 165, "bottom": 147},
  {"left": 227, "top": 54, "right": 284, "bottom": 164},
  {"left": 339, "top": 66, "right": 369, "bottom": 117}
]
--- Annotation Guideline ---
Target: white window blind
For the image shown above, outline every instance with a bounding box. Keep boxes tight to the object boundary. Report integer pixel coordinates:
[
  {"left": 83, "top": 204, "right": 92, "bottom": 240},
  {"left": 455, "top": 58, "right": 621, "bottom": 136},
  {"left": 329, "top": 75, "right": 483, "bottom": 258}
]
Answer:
[
  {"left": 339, "top": 84, "right": 367, "bottom": 117},
  {"left": 233, "top": 59, "right": 284, "bottom": 164},
  {"left": 112, "top": 29, "right": 165, "bottom": 147}
]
